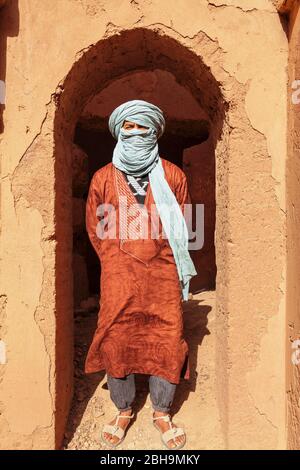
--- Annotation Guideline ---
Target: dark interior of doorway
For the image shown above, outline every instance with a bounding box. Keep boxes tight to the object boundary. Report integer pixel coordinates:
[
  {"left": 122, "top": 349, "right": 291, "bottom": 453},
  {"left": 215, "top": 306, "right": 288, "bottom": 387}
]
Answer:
[{"left": 73, "top": 120, "right": 213, "bottom": 302}]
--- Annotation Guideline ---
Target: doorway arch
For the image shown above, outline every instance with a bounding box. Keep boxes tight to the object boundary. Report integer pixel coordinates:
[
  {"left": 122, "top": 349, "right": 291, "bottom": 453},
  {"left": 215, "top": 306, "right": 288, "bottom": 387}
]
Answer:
[
  {"left": 53, "top": 28, "right": 229, "bottom": 447},
  {"left": 52, "top": 27, "right": 229, "bottom": 447}
]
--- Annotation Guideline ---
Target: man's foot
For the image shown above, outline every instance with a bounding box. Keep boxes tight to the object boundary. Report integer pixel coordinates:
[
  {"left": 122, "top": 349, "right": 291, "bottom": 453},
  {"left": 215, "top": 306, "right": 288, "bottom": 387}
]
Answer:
[
  {"left": 102, "top": 408, "right": 133, "bottom": 446},
  {"left": 152, "top": 410, "right": 186, "bottom": 449}
]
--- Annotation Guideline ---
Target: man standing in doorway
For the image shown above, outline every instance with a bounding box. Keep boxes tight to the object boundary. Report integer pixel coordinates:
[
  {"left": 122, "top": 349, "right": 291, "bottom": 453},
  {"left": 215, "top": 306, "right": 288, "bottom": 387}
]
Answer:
[{"left": 85, "top": 99, "right": 197, "bottom": 449}]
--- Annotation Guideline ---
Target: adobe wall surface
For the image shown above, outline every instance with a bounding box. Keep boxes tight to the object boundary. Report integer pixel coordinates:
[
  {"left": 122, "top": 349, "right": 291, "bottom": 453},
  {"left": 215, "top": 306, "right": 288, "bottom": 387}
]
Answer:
[
  {"left": 286, "top": 0, "right": 300, "bottom": 451},
  {"left": 0, "top": 0, "right": 288, "bottom": 449}
]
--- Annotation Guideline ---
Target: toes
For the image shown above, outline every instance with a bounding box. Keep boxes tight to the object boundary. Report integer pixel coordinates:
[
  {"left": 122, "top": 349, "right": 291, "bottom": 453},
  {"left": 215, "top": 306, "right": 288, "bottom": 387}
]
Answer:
[
  {"left": 176, "top": 435, "right": 185, "bottom": 445},
  {"left": 167, "top": 435, "right": 185, "bottom": 448},
  {"left": 103, "top": 432, "right": 119, "bottom": 444},
  {"left": 168, "top": 439, "right": 176, "bottom": 448}
]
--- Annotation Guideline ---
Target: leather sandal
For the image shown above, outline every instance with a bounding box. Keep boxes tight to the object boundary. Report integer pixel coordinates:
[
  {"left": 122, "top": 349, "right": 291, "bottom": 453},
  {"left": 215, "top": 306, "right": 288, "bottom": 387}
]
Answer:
[
  {"left": 101, "top": 410, "right": 134, "bottom": 448},
  {"left": 152, "top": 412, "right": 186, "bottom": 449}
]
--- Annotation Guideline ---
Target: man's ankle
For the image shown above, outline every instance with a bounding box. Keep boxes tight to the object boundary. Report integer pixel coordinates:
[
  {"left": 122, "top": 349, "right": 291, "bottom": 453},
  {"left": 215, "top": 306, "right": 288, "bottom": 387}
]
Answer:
[
  {"left": 119, "top": 408, "right": 132, "bottom": 415},
  {"left": 153, "top": 410, "right": 169, "bottom": 416}
]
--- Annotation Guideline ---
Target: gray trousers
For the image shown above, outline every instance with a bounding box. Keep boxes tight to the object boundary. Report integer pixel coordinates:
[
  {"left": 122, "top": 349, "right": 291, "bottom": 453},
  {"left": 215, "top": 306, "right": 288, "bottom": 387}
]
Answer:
[{"left": 107, "top": 374, "right": 177, "bottom": 413}]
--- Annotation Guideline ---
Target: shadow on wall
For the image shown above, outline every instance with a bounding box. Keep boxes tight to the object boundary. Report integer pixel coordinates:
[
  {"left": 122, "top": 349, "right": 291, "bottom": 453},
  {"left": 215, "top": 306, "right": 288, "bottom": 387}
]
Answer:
[{"left": 0, "top": 0, "right": 19, "bottom": 134}]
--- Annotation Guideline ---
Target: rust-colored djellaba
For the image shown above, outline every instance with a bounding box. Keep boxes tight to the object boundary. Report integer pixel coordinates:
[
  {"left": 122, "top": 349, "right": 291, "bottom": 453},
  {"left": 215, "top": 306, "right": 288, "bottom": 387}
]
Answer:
[{"left": 84, "top": 158, "right": 191, "bottom": 384}]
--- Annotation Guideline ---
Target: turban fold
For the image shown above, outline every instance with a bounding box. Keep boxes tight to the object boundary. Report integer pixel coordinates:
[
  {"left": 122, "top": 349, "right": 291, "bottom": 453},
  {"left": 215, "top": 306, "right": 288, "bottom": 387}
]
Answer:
[{"left": 108, "top": 99, "right": 165, "bottom": 140}]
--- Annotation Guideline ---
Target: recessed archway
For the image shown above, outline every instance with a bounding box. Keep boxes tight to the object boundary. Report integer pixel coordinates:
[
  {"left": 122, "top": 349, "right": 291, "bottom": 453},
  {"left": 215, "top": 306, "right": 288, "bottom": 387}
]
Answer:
[
  {"left": 73, "top": 67, "right": 215, "bottom": 304},
  {"left": 52, "top": 27, "right": 228, "bottom": 448}
]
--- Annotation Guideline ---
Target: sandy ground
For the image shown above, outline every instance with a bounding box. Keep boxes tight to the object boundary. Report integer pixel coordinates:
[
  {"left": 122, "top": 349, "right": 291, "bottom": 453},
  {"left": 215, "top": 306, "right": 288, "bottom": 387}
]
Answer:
[{"left": 63, "top": 290, "right": 225, "bottom": 450}]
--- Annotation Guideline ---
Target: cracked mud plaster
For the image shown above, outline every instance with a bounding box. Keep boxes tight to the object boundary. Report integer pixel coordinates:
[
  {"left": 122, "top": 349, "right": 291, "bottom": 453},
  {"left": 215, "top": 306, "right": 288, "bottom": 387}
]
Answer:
[
  {"left": 0, "top": 197, "right": 53, "bottom": 437},
  {"left": 0, "top": 296, "right": 8, "bottom": 369},
  {"left": 207, "top": 0, "right": 279, "bottom": 13},
  {"left": 0, "top": 105, "right": 57, "bottom": 445},
  {"left": 246, "top": 310, "right": 286, "bottom": 448},
  {"left": 272, "top": 0, "right": 297, "bottom": 13}
]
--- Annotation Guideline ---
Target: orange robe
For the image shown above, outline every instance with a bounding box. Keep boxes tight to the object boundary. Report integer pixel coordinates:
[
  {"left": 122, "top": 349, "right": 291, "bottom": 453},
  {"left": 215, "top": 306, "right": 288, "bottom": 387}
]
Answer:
[{"left": 84, "top": 158, "right": 191, "bottom": 384}]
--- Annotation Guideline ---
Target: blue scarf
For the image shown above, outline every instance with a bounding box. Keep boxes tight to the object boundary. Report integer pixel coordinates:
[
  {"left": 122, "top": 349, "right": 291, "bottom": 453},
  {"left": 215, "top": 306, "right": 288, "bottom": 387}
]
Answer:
[{"left": 109, "top": 99, "right": 197, "bottom": 300}]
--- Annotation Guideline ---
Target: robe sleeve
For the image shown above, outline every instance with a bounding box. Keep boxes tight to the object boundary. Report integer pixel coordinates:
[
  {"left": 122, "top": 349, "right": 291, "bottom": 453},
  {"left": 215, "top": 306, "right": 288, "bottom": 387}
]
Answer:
[{"left": 85, "top": 173, "right": 102, "bottom": 257}]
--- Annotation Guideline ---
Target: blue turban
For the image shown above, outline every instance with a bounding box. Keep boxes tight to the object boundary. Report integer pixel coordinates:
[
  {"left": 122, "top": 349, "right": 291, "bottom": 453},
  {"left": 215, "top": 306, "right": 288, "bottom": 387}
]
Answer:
[
  {"left": 108, "top": 99, "right": 165, "bottom": 141},
  {"left": 108, "top": 99, "right": 197, "bottom": 300}
]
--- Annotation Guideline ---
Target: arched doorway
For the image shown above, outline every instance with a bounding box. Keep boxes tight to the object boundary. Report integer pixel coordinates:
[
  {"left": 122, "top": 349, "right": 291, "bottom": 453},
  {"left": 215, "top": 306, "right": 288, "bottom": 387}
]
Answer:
[{"left": 52, "top": 27, "right": 227, "bottom": 448}]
